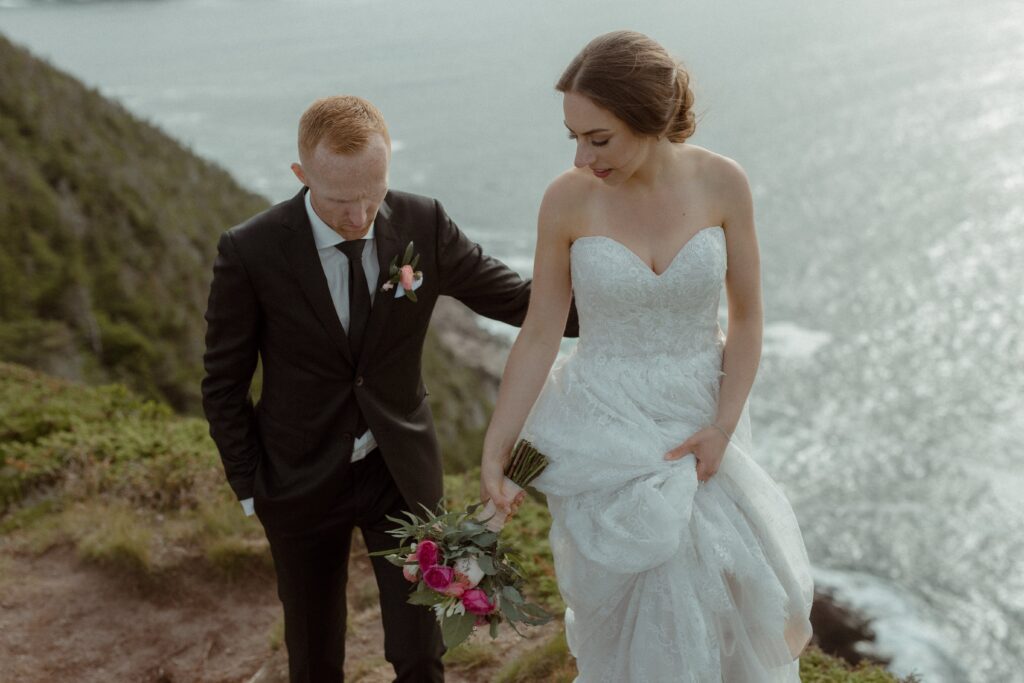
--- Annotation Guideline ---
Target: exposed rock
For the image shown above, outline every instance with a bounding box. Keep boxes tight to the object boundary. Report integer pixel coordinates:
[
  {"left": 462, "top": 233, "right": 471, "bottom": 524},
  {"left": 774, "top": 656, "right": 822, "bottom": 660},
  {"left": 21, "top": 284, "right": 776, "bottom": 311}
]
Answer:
[
  {"left": 811, "top": 587, "right": 888, "bottom": 668},
  {"left": 430, "top": 297, "right": 512, "bottom": 400}
]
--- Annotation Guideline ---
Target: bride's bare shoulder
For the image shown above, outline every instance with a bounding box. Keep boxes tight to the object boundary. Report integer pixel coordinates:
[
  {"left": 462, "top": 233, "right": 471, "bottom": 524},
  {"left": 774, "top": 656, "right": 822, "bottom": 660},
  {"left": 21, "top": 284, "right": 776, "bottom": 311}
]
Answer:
[
  {"left": 681, "top": 145, "right": 752, "bottom": 226},
  {"left": 696, "top": 146, "right": 750, "bottom": 191},
  {"left": 538, "top": 168, "right": 595, "bottom": 237},
  {"left": 680, "top": 145, "right": 749, "bottom": 187}
]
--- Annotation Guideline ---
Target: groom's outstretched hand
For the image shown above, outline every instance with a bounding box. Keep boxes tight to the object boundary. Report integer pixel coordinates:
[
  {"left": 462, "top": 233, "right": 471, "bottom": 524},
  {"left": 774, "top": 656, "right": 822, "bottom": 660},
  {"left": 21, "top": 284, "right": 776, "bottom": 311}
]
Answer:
[{"left": 664, "top": 425, "right": 731, "bottom": 483}]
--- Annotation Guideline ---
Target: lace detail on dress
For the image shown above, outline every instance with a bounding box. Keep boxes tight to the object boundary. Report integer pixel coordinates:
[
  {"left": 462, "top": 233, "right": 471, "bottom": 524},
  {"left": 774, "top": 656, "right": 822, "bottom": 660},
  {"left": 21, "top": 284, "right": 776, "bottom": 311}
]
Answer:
[{"left": 521, "top": 226, "right": 814, "bottom": 682}]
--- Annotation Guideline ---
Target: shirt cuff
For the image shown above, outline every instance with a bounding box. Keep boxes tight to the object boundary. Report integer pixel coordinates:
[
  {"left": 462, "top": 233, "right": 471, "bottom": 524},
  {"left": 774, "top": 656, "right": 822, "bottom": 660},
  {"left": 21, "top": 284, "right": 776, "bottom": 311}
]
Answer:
[{"left": 240, "top": 497, "right": 255, "bottom": 517}]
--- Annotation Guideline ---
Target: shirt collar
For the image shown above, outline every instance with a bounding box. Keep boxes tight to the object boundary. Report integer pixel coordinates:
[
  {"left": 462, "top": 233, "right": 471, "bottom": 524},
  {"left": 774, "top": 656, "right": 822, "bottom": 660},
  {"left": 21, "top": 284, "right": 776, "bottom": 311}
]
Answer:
[{"left": 304, "top": 189, "right": 375, "bottom": 250}]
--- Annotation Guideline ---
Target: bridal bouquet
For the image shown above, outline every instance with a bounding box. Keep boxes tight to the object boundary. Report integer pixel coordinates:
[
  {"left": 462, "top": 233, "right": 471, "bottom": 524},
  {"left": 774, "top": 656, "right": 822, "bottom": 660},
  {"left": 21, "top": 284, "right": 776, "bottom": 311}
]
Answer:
[{"left": 372, "top": 440, "right": 552, "bottom": 648}]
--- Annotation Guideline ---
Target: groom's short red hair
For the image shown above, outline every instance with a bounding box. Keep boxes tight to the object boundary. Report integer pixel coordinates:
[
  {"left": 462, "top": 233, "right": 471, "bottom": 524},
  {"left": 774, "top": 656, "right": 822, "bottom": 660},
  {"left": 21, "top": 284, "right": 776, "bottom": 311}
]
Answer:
[{"left": 297, "top": 95, "right": 390, "bottom": 161}]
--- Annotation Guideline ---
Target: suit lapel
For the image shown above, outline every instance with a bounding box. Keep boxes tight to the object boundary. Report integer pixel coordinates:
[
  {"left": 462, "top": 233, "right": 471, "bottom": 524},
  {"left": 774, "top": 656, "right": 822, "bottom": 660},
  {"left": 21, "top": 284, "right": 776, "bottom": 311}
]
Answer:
[
  {"left": 280, "top": 188, "right": 354, "bottom": 365},
  {"left": 359, "top": 195, "right": 401, "bottom": 371}
]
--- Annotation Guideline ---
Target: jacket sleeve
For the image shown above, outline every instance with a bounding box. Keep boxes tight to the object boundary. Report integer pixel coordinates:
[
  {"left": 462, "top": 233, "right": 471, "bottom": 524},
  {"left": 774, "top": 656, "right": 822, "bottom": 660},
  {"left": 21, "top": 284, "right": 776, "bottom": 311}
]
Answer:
[
  {"left": 434, "top": 199, "right": 580, "bottom": 336},
  {"left": 201, "top": 230, "right": 263, "bottom": 500}
]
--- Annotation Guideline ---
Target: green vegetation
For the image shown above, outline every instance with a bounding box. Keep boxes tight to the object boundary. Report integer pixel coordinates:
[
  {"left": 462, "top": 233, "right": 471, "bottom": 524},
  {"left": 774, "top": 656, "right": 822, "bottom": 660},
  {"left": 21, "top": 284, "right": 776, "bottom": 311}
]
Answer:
[
  {"left": 800, "top": 645, "right": 923, "bottom": 682},
  {"left": 0, "top": 33, "right": 267, "bottom": 412},
  {"left": 0, "top": 361, "right": 269, "bottom": 578}
]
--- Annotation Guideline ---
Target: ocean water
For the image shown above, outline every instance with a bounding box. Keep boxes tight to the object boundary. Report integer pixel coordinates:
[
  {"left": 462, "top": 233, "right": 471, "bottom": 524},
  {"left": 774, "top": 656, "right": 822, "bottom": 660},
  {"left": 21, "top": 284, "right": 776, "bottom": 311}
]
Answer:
[{"left": 2, "top": 1, "right": 1022, "bottom": 680}]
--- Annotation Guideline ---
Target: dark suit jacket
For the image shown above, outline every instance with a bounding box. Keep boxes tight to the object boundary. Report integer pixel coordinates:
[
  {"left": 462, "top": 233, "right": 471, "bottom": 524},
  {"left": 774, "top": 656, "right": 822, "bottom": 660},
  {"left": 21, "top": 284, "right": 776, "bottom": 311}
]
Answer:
[{"left": 202, "top": 187, "right": 569, "bottom": 532}]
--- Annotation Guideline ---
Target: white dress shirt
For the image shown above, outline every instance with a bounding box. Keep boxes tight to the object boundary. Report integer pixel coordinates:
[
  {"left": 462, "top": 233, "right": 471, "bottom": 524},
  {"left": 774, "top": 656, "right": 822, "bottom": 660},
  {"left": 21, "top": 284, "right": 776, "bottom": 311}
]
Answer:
[
  {"left": 240, "top": 191, "right": 381, "bottom": 517},
  {"left": 303, "top": 190, "right": 380, "bottom": 461}
]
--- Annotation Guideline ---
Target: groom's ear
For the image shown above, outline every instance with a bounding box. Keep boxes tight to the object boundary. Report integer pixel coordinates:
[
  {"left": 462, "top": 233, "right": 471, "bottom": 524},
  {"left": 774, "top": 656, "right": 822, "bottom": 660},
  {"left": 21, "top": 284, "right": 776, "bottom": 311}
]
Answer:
[{"left": 290, "top": 162, "right": 307, "bottom": 187}]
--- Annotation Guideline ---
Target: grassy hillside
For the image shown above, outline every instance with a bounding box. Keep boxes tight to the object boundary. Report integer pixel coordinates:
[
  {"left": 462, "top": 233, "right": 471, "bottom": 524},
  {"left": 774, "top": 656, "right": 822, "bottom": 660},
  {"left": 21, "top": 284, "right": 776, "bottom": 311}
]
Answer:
[
  {"left": 0, "top": 359, "right": 489, "bottom": 576},
  {"left": 0, "top": 33, "right": 268, "bottom": 411}
]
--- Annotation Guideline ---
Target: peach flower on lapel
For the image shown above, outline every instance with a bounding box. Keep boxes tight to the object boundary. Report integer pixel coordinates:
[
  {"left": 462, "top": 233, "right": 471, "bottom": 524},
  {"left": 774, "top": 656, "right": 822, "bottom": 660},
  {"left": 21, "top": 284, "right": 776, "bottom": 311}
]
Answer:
[
  {"left": 399, "top": 265, "right": 415, "bottom": 291},
  {"left": 382, "top": 241, "right": 424, "bottom": 301}
]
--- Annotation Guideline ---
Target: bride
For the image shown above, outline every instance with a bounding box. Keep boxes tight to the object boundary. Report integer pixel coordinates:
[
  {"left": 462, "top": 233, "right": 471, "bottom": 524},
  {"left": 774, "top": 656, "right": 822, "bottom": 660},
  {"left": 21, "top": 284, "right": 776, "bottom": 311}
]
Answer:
[{"left": 479, "top": 30, "right": 814, "bottom": 682}]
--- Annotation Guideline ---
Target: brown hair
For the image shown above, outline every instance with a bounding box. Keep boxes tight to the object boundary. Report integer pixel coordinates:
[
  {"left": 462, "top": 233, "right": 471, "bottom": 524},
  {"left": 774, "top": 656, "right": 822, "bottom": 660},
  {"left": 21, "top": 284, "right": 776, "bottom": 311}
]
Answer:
[
  {"left": 297, "top": 95, "right": 390, "bottom": 161},
  {"left": 556, "top": 31, "right": 696, "bottom": 143}
]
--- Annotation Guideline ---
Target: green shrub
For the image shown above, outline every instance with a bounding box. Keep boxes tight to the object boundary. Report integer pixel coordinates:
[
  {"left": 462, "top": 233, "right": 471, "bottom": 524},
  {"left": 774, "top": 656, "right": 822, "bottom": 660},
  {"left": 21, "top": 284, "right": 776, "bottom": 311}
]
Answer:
[{"left": 0, "top": 362, "right": 267, "bottom": 577}]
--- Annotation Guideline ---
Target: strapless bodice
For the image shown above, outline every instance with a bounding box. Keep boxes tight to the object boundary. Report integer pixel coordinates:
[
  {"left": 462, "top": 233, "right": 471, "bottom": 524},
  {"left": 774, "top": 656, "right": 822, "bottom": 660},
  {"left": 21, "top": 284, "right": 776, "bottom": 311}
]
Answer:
[{"left": 569, "top": 226, "right": 726, "bottom": 361}]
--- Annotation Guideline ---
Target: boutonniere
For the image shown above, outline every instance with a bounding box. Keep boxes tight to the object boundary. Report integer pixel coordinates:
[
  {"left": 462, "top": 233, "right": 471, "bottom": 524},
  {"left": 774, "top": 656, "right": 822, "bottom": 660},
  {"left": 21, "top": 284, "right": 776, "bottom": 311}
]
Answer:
[{"left": 381, "top": 241, "right": 424, "bottom": 302}]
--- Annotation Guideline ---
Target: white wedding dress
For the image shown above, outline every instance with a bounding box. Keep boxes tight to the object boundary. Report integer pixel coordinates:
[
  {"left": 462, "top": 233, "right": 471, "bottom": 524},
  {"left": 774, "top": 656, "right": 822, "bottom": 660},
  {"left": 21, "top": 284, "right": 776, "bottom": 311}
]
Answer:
[{"left": 523, "top": 226, "right": 814, "bottom": 682}]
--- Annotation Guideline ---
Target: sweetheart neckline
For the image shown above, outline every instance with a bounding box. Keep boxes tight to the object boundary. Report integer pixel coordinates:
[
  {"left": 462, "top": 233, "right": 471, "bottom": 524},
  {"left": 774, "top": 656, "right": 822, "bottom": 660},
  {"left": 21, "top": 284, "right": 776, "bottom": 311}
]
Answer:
[{"left": 572, "top": 226, "right": 723, "bottom": 277}]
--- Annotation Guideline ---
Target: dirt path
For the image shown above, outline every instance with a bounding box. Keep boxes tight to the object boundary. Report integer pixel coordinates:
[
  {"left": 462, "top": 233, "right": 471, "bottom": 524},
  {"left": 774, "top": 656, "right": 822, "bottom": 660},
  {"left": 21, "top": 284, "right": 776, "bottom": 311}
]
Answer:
[{"left": 0, "top": 534, "right": 560, "bottom": 683}]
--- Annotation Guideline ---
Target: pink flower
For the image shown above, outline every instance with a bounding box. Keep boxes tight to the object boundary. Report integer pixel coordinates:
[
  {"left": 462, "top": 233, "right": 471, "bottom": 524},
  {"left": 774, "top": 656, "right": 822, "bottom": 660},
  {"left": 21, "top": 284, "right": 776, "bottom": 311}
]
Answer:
[
  {"left": 399, "top": 264, "right": 415, "bottom": 291},
  {"left": 440, "top": 577, "right": 468, "bottom": 597},
  {"left": 422, "top": 564, "right": 454, "bottom": 592},
  {"left": 402, "top": 563, "right": 420, "bottom": 583},
  {"left": 460, "top": 588, "right": 495, "bottom": 616},
  {"left": 416, "top": 539, "right": 439, "bottom": 569}
]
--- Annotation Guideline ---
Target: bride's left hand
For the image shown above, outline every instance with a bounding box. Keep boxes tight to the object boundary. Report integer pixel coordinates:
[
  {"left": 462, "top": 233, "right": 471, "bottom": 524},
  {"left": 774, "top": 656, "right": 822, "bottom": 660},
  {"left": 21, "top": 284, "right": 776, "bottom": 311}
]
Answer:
[{"left": 663, "top": 426, "right": 730, "bottom": 483}]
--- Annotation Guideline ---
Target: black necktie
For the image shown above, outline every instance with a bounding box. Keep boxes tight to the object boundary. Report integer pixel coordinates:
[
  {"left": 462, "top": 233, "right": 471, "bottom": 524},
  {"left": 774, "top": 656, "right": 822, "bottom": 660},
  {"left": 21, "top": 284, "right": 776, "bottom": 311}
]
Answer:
[
  {"left": 336, "top": 239, "right": 371, "bottom": 437},
  {"left": 336, "top": 240, "right": 371, "bottom": 360}
]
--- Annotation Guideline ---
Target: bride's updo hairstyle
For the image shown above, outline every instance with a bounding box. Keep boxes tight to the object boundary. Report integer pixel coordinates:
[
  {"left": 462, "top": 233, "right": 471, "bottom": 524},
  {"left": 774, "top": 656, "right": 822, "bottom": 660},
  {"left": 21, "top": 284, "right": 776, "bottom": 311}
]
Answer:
[{"left": 556, "top": 30, "right": 696, "bottom": 143}]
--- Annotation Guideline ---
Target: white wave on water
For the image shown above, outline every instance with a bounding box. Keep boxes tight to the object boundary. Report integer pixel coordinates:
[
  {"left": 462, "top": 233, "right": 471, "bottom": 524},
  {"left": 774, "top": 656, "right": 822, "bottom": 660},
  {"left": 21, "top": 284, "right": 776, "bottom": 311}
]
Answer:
[
  {"left": 813, "top": 566, "right": 970, "bottom": 683},
  {"left": 763, "top": 321, "right": 832, "bottom": 359}
]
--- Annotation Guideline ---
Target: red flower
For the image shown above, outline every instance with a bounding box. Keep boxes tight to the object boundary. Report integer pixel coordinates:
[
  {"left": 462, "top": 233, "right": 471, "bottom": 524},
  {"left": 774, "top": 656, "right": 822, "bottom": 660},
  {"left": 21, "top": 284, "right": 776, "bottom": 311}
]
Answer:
[
  {"left": 422, "top": 565, "right": 454, "bottom": 592},
  {"left": 460, "top": 588, "right": 495, "bottom": 616},
  {"left": 415, "top": 540, "right": 439, "bottom": 569}
]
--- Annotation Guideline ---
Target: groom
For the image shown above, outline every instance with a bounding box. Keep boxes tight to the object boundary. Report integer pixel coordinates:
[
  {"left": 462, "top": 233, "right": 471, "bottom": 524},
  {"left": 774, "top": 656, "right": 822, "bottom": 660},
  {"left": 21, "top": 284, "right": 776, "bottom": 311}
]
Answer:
[{"left": 201, "top": 96, "right": 572, "bottom": 682}]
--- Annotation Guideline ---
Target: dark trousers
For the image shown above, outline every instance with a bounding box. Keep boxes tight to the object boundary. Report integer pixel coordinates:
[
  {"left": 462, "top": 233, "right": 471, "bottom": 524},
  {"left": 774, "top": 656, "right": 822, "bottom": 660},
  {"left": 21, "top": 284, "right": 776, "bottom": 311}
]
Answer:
[{"left": 263, "top": 449, "right": 445, "bottom": 683}]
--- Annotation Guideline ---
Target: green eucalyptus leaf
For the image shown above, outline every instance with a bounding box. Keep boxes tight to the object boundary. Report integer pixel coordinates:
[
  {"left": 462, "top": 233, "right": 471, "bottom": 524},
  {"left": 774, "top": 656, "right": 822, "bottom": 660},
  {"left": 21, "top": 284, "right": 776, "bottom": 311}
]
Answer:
[
  {"left": 476, "top": 555, "right": 496, "bottom": 575},
  {"left": 408, "top": 587, "right": 446, "bottom": 606},
  {"left": 410, "top": 253, "right": 420, "bottom": 270},
  {"left": 405, "top": 289, "right": 418, "bottom": 303},
  {"left": 501, "top": 585, "right": 525, "bottom": 605},
  {"left": 367, "top": 545, "right": 411, "bottom": 557},
  {"left": 500, "top": 600, "right": 524, "bottom": 623},
  {"left": 489, "top": 618, "right": 499, "bottom": 639},
  {"left": 520, "top": 602, "right": 553, "bottom": 621},
  {"left": 441, "top": 612, "right": 477, "bottom": 649},
  {"left": 402, "top": 241, "right": 415, "bottom": 264},
  {"left": 473, "top": 532, "right": 498, "bottom": 547}
]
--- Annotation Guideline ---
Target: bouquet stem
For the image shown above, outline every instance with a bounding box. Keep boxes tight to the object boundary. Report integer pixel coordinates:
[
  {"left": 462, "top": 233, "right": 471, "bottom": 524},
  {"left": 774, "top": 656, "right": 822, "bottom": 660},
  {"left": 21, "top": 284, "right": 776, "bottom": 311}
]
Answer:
[{"left": 477, "top": 439, "right": 547, "bottom": 532}]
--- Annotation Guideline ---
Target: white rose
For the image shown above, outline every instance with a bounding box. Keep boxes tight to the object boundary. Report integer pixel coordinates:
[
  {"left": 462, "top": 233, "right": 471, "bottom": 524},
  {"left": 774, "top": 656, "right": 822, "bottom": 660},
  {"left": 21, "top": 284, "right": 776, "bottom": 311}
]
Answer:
[{"left": 454, "top": 556, "right": 485, "bottom": 587}]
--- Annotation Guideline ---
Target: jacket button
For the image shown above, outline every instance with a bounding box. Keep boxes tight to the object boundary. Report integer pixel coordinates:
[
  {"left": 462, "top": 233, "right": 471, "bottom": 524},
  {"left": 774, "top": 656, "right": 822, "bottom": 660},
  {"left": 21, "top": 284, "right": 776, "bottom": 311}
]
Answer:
[
  {"left": 342, "top": 432, "right": 353, "bottom": 440},
  {"left": 355, "top": 376, "right": 364, "bottom": 386}
]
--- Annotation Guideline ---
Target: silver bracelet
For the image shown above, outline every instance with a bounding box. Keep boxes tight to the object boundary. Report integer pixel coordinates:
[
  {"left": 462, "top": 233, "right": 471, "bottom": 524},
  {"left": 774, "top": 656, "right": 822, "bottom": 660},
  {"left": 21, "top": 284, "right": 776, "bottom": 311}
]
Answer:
[{"left": 710, "top": 422, "right": 732, "bottom": 441}]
